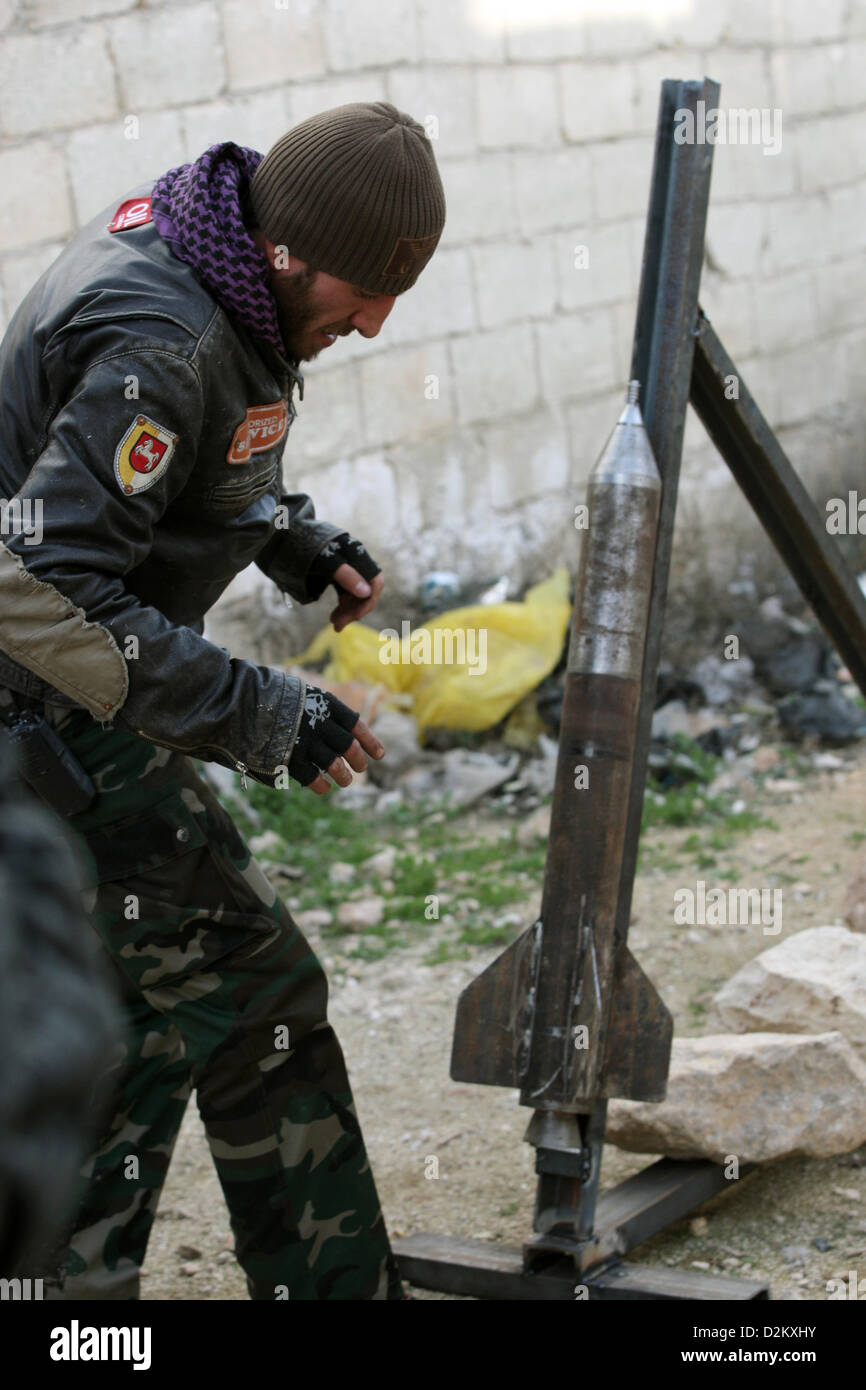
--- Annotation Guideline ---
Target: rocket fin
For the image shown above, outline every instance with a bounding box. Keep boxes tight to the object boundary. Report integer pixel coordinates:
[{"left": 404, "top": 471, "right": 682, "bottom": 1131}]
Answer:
[
  {"left": 450, "top": 920, "right": 541, "bottom": 1088},
  {"left": 600, "top": 944, "right": 673, "bottom": 1102}
]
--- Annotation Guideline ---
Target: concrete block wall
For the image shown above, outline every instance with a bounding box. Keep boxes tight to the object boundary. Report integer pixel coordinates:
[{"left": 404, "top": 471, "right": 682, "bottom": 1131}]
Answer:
[{"left": 1, "top": 0, "right": 864, "bottom": 652}]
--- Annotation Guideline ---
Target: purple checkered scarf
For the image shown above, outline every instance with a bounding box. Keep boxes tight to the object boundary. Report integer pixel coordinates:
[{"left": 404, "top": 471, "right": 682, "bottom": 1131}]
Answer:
[{"left": 150, "top": 142, "right": 286, "bottom": 355}]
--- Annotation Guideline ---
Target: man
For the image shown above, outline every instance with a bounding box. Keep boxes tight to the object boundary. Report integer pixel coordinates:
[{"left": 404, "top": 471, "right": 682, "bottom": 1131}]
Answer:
[{"left": 0, "top": 102, "right": 445, "bottom": 1300}]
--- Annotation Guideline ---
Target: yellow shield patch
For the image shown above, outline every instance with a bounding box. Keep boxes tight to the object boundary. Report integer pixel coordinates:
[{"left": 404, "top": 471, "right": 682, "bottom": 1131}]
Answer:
[{"left": 114, "top": 415, "right": 178, "bottom": 496}]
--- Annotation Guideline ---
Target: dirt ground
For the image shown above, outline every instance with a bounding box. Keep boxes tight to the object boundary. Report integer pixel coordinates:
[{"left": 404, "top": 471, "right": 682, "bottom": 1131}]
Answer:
[{"left": 142, "top": 744, "right": 866, "bottom": 1301}]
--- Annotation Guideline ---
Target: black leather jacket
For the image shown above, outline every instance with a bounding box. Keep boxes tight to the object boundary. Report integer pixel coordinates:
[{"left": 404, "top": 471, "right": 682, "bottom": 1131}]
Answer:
[{"left": 0, "top": 184, "right": 346, "bottom": 785}]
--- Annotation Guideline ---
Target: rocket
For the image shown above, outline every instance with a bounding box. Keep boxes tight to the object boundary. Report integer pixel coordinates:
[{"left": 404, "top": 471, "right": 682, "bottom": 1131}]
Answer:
[{"left": 451, "top": 382, "right": 672, "bottom": 1111}]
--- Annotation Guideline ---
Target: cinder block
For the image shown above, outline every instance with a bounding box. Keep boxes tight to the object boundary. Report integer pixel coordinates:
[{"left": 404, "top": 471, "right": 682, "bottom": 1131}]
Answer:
[
  {"left": 109, "top": 4, "right": 224, "bottom": 110},
  {"left": 322, "top": 0, "right": 417, "bottom": 72},
  {"left": 222, "top": 0, "right": 324, "bottom": 91},
  {"left": 486, "top": 405, "right": 570, "bottom": 510},
  {"left": 761, "top": 195, "right": 824, "bottom": 275},
  {"left": 827, "top": 40, "right": 866, "bottom": 108},
  {"left": 0, "top": 243, "right": 65, "bottom": 320},
  {"left": 0, "top": 28, "right": 117, "bottom": 137},
  {"left": 28, "top": 0, "right": 137, "bottom": 24},
  {"left": 388, "top": 430, "right": 492, "bottom": 545},
  {"left": 66, "top": 111, "right": 185, "bottom": 225},
  {"left": 301, "top": 452, "right": 401, "bottom": 549},
  {"left": 554, "top": 220, "right": 638, "bottom": 312},
  {"left": 0, "top": 143, "right": 73, "bottom": 252},
  {"left": 513, "top": 146, "right": 592, "bottom": 237},
  {"left": 477, "top": 66, "right": 559, "bottom": 150},
  {"left": 589, "top": 138, "right": 652, "bottom": 221},
  {"left": 583, "top": 14, "right": 657, "bottom": 57},
  {"left": 385, "top": 246, "right": 475, "bottom": 345},
  {"left": 704, "top": 202, "right": 766, "bottom": 279},
  {"left": 709, "top": 132, "right": 797, "bottom": 203},
  {"left": 750, "top": 269, "right": 816, "bottom": 356},
  {"left": 288, "top": 73, "right": 388, "bottom": 126},
  {"left": 716, "top": 0, "right": 783, "bottom": 46},
  {"left": 699, "top": 271, "right": 762, "bottom": 362},
  {"left": 452, "top": 322, "right": 539, "bottom": 425},
  {"left": 780, "top": 0, "right": 846, "bottom": 44},
  {"left": 472, "top": 238, "right": 556, "bottom": 329},
  {"left": 289, "top": 360, "right": 362, "bottom": 466},
  {"left": 504, "top": 10, "right": 587, "bottom": 61},
  {"left": 773, "top": 339, "right": 845, "bottom": 427},
  {"left": 770, "top": 45, "right": 833, "bottom": 114},
  {"left": 824, "top": 181, "right": 866, "bottom": 261},
  {"left": 181, "top": 91, "right": 289, "bottom": 163},
  {"left": 387, "top": 66, "right": 476, "bottom": 158},
  {"left": 359, "top": 341, "right": 452, "bottom": 449},
  {"left": 560, "top": 60, "right": 637, "bottom": 143},
  {"left": 794, "top": 112, "right": 866, "bottom": 192},
  {"left": 815, "top": 255, "right": 866, "bottom": 334},
  {"left": 435, "top": 153, "right": 517, "bottom": 244},
  {"left": 537, "top": 308, "right": 618, "bottom": 405},
  {"left": 417, "top": 0, "right": 505, "bottom": 63}
]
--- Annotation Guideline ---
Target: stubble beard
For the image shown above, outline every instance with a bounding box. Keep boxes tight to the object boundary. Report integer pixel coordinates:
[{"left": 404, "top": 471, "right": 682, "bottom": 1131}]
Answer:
[{"left": 271, "top": 264, "right": 322, "bottom": 362}]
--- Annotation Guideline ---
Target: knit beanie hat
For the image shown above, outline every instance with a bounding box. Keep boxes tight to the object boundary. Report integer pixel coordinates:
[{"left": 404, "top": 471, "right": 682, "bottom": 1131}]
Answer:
[{"left": 249, "top": 101, "right": 446, "bottom": 296}]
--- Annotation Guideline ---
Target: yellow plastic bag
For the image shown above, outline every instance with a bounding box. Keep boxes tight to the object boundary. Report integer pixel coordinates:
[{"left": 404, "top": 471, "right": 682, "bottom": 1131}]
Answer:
[{"left": 290, "top": 568, "right": 571, "bottom": 734}]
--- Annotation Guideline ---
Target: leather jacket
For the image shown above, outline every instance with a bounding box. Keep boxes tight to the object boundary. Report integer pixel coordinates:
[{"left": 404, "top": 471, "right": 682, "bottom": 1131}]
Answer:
[{"left": 0, "top": 184, "right": 346, "bottom": 786}]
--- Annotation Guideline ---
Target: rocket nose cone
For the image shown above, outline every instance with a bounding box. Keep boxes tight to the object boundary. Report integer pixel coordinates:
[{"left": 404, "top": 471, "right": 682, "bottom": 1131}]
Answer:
[{"left": 589, "top": 380, "right": 660, "bottom": 488}]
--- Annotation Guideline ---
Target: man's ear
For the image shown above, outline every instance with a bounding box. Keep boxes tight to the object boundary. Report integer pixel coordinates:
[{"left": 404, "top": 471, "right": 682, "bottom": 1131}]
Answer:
[{"left": 251, "top": 228, "right": 298, "bottom": 274}]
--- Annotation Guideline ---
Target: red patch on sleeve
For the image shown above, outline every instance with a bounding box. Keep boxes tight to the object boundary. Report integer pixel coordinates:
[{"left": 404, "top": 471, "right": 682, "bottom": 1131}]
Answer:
[{"left": 108, "top": 197, "right": 153, "bottom": 233}]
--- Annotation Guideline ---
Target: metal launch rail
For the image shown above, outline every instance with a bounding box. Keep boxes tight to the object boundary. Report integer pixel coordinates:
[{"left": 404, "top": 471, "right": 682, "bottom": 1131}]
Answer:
[{"left": 393, "top": 77, "right": 866, "bottom": 1302}]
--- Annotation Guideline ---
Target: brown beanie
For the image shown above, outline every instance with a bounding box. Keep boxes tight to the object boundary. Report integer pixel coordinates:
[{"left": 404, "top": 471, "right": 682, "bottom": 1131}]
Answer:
[{"left": 249, "top": 101, "right": 446, "bottom": 296}]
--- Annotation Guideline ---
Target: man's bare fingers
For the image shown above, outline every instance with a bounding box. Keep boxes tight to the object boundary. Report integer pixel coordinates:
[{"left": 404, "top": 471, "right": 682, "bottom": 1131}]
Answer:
[
  {"left": 350, "top": 718, "right": 385, "bottom": 760},
  {"left": 326, "top": 756, "right": 353, "bottom": 787},
  {"left": 340, "top": 738, "right": 368, "bottom": 775},
  {"left": 305, "top": 773, "right": 331, "bottom": 795}
]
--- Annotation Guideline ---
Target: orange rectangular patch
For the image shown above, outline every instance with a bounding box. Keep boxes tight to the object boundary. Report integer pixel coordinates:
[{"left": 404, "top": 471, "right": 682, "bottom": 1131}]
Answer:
[{"left": 226, "top": 402, "right": 289, "bottom": 464}]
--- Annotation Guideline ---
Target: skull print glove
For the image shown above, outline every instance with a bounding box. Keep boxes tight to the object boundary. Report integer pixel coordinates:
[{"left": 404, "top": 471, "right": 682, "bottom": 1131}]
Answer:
[
  {"left": 306, "top": 533, "right": 382, "bottom": 601},
  {"left": 287, "top": 684, "right": 360, "bottom": 787}
]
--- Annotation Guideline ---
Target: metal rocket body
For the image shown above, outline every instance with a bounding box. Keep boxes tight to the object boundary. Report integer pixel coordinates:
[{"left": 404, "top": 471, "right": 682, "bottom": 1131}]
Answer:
[{"left": 451, "top": 383, "right": 672, "bottom": 1111}]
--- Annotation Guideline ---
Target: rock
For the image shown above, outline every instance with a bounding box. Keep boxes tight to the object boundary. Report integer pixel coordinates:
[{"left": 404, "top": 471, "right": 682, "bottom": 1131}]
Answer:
[
  {"left": 364, "top": 845, "right": 397, "bottom": 878},
  {"left": 777, "top": 688, "right": 866, "bottom": 744},
  {"left": 336, "top": 896, "right": 385, "bottom": 932},
  {"left": 651, "top": 700, "right": 693, "bottom": 739},
  {"left": 522, "top": 734, "right": 558, "bottom": 797},
  {"left": 752, "top": 746, "right": 780, "bottom": 773},
  {"left": 709, "top": 926, "right": 866, "bottom": 1057},
  {"left": 439, "top": 749, "right": 520, "bottom": 809},
  {"left": 691, "top": 653, "right": 756, "bottom": 706},
  {"left": 328, "top": 861, "right": 356, "bottom": 886},
  {"left": 516, "top": 803, "right": 552, "bottom": 847},
  {"left": 843, "top": 853, "right": 866, "bottom": 934},
  {"left": 294, "top": 908, "right": 332, "bottom": 933},
  {"left": 176, "top": 1243, "right": 202, "bottom": 1260},
  {"left": 249, "top": 830, "right": 287, "bottom": 861},
  {"left": 606, "top": 1032, "right": 866, "bottom": 1163},
  {"left": 180, "top": 1263, "right": 201, "bottom": 1277},
  {"left": 365, "top": 710, "right": 426, "bottom": 788}
]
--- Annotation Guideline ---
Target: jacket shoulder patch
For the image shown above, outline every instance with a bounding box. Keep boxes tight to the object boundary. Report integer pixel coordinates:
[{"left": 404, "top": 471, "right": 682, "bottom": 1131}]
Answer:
[
  {"left": 108, "top": 197, "right": 153, "bottom": 233},
  {"left": 226, "top": 402, "right": 289, "bottom": 464},
  {"left": 114, "top": 415, "right": 179, "bottom": 495}
]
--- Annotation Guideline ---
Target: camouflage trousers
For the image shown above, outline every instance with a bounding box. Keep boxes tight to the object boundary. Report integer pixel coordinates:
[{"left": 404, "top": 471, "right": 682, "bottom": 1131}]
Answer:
[{"left": 4, "top": 691, "right": 402, "bottom": 1301}]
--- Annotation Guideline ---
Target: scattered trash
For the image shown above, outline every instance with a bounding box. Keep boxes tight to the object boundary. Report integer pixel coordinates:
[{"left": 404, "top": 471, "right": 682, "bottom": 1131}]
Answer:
[{"left": 777, "top": 688, "right": 866, "bottom": 744}]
